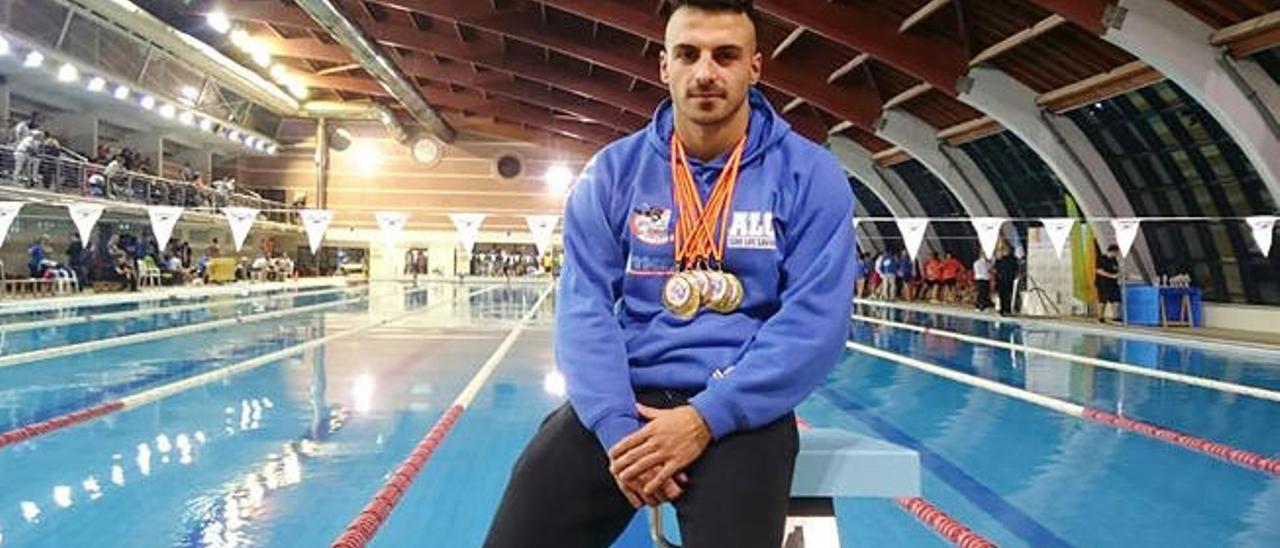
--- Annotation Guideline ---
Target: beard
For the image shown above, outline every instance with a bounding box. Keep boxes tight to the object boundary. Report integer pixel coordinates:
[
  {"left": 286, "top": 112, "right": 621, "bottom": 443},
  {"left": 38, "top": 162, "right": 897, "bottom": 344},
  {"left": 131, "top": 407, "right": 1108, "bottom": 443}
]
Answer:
[{"left": 677, "top": 88, "right": 747, "bottom": 126}]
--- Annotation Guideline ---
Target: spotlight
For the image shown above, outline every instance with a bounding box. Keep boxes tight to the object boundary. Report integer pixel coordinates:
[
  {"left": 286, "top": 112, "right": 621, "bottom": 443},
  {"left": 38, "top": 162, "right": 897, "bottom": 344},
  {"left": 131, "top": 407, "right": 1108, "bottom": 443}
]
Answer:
[
  {"left": 87, "top": 77, "right": 106, "bottom": 92},
  {"left": 57, "top": 63, "right": 79, "bottom": 83},
  {"left": 178, "top": 111, "right": 195, "bottom": 125},
  {"left": 199, "top": 118, "right": 213, "bottom": 132},
  {"left": 287, "top": 83, "right": 308, "bottom": 100},
  {"left": 229, "top": 29, "right": 250, "bottom": 49},
  {"left": 180, "top": 86, "right": 199, "bottom": 104},
  {"left": 140, "top": 95, "right": 156, "bottom": 110},
  {"left": 158, "top": 103, "right": 176, "bottom": 119},
  {"left": 228, "top": 130, "right": 241, "bottom": 143},
  {"left": 0, "top": 36, "right": 10, "bottom": 56},
  {"left": 544, "top": 164, "right": 574, "bottom": 194},
  {"left": 23, "top": 51, "right": 43, "bottom": 68},
  {"left": 269, "top": 64, "right": 289, "bottom": 81},
  {"left": 206, "top": 11, "right": 231, "bottom": 34},
  {"left": 114, "top": 85, "right": 130, "bottom": 100},
  {"left": 248, "top": 42, "right": 271, "bottom": 68}
]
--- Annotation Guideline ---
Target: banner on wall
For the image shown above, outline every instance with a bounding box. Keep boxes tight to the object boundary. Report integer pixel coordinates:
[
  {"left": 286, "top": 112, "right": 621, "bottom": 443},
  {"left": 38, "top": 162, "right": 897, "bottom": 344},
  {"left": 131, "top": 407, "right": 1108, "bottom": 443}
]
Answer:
[
  {"left": 449, "top": 213, "right": 486, "bottom": 254},
  {"left": 0, "top": 201, "right": 23, "bottom": 249},
  {"left": 374, "top": 211, "right": 409, "bottom": 248},
  {"left": 222, "top": 207, "right": 259, "bottom": 252},
  {"left": 895, "top": 218, "right": 930, "bottom": 262},
  {"left": 300, "top": 209, "right": 334, "bottom": 254},
  {"left": 67, "top": 203, "right": 105, "bottom": 244},
  {"left": 1110, "top": 218, "right": 1142, "bottom": 258},
  {"left": 524, "top": 215, "right": 559, "bottom": 257},
  {"left": 147, "top": 206, "right": 183, "bottom": 251},
  {"left": 1040, "top": 218, "right": 1076, "bottom": 260},
  {"left": 1246, "top": 216, "right": 1277, "bottom": 258},
  {"left": 970, "top": 217, "right": 1005, "bottom": 259}
]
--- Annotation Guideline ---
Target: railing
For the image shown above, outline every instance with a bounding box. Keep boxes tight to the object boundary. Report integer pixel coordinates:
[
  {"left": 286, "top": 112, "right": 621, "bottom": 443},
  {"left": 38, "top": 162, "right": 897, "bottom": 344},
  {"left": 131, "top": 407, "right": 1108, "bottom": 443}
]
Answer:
[{"left": 0, "top": 145, "right": 295, "bottom": 224}]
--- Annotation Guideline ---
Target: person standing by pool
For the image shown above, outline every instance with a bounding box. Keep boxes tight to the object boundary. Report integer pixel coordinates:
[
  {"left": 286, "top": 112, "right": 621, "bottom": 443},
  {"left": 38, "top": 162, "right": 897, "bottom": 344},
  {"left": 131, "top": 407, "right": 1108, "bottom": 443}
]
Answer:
[{"left": 483, "top": 2, "right": 856, "bottom": 546}]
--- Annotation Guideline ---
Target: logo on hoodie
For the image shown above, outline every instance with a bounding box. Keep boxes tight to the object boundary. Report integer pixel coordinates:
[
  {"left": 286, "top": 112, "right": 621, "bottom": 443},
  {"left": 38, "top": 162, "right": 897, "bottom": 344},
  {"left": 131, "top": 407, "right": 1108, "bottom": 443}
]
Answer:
[
  {"left": 727, "top": 211, "right": 776, "bottom": 249},
  {"left": 630, "top": 205, "right": 672, "bottom": 246}
]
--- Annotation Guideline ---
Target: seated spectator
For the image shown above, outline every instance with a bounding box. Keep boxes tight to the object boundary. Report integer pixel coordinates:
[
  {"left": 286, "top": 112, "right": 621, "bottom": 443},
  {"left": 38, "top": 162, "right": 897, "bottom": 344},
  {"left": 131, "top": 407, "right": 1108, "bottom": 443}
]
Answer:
[{"left": 27, "top": 235, "right": 50, "bottom": 278}]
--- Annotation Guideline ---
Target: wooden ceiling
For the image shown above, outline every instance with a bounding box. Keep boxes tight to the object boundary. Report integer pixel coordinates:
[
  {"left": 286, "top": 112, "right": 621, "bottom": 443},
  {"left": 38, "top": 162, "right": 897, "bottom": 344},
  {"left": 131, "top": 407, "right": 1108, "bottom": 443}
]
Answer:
[{"left": 149, "top": 0, "right": 1278, "bottom": 160}]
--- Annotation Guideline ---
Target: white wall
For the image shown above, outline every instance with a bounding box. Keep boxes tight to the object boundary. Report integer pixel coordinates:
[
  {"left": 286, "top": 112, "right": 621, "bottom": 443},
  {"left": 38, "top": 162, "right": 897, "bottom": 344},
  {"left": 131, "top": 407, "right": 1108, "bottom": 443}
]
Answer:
[{"left": 1202, "top": 303, "right": 1280, "bottom": 336}]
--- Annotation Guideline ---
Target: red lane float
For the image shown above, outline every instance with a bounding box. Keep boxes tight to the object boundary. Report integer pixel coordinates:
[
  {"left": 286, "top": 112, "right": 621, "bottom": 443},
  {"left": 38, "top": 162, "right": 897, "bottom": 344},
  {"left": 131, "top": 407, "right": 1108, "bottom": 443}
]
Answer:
[
  {"left": 0, "top": 401, "right": 125, "bottom": 449},
  {"left": 331, "top": 404, "right": 466, "bottom": 548},
  {"left": 1082, "top": 408, "right": 1280, "bottom": 476},
  {"left": 897, "top": 497, "right": 997, "bottom": 548}
]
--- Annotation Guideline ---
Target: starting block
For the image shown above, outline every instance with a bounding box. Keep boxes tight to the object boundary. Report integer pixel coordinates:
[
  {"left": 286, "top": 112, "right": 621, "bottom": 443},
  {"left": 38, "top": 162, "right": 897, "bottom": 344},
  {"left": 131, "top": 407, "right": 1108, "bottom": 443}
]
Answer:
[{"left": 649, "top": 428, "right": 920, "bottom": 547}]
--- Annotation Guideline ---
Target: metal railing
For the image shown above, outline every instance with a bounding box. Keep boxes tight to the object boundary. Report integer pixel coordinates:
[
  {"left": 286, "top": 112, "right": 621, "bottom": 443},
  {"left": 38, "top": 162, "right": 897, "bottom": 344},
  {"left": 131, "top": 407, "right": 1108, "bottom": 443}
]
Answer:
[{"left": 0, "top": 145, "right": 295, "bottom": 223}]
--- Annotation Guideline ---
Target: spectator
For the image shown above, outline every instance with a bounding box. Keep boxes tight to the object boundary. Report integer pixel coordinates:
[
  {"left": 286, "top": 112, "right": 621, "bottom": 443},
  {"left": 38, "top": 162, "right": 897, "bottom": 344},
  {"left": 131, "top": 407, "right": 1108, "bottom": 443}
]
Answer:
[
  {"left": 66, "top": 234, "right": 89, "bottom": 289},
  {"left": 206, "top": 237, "right": 221, "bottom": 258},
  {"left": 973, "top": 253, "right": 992, "bottom": 311},
  {"left": 27, "top": 235, "right": 49, "bottom": 278},
  {"left": 875, "top": 250, "right": 897, "bottom": 300},
  {"left": 14, "top": 129, "right": 43, "bottom": 183},
  {"left": 994, "top": 247, "right": 1020, "bottom": 316},
  {"left": 853, "top": 252, "right": 868, "bottom": 299},
  {"left": 1095, "top": 244, "right": 1122, "bottom": 323},
  {"left": 896, "top": 250, "right": 914, "bottom": 301},
  {"left": 939, "top": 252, "right": 964, "bottom": 302},
  {"left": 922, "top": 253, "right": 942, "bottom": 302}
]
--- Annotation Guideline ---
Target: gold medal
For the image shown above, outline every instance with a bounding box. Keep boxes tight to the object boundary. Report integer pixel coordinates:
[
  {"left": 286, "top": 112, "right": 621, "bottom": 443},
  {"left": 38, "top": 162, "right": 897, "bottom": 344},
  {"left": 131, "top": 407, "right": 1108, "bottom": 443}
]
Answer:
[
  {"left": 722, "top": 272, "right": 744, "bottom": 312},
  {"left": 688, "top": 269, "right": 711, "bottom": 302},
  {"left": 662, "top": 272, "right": 699, "bottom": 318},
  {"left": 704, "top": 270, "right": 733, "bottom": 313}
]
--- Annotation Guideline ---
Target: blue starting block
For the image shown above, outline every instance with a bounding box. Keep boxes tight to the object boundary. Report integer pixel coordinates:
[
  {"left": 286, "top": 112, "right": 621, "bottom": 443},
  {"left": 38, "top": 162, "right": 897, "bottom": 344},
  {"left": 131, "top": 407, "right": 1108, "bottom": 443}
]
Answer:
[{"left": 650, "top": 428, "right": 920, "bottom": 547}]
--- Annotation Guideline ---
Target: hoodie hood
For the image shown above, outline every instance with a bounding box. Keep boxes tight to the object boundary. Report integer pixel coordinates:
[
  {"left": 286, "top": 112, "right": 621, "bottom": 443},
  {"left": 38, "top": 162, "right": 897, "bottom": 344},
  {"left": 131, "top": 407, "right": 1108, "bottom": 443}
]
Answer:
[{"left": 646, "top": 86, "right": 792, "bottom": 168}]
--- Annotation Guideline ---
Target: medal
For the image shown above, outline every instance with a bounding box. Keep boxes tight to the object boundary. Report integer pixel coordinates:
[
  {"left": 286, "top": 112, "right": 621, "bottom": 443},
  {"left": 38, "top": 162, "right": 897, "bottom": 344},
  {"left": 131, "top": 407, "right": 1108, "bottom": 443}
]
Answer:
[
  {"left": 665, "top": 133, "right": 749, "bottom": 316},
  {"left": 662, "top": 272, "right": 699, "bottom": 318}
]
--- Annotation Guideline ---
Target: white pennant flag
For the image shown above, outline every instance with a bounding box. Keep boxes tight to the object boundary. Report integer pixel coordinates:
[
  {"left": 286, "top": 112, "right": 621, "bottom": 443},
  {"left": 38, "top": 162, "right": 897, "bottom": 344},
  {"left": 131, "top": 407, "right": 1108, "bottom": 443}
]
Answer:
[
  {"left": 895, "top": 218, "right": 930, "bottom": 262},
  {"left": 222, "top": 207, "right": 259, "bottom": 252},
  {"left": 970, "top": 217, "right": 1005, "bottom": 259},
  {"left": 374, "top": 211, "right": 409, "bottom": 248},
  {"left": 300, "top": 210, "right": 334, "bottom": 254},
  {"left": 449, "top": 213, "right": 487, "bottom": 254},
  {"left": 1110, "top": 218, "right": 1142, "bottom": 258},
  {"left": 1246, "top": 216, "right": 1277, "bottom": 258},
  {"left": 0, "top": 201, "right": 23, "bottom": 249},
  {"left": 67, "top": 203, "right": 105, "bottom": 244},
  {"left": 1040, "top": 218, "right": 1076, "bottom": 259},
  {"left": 147, "top": 206, "right": 183, "bottom": 251},
  {"left": 525, "top": 215, "right": 560, "bottom": 257}
]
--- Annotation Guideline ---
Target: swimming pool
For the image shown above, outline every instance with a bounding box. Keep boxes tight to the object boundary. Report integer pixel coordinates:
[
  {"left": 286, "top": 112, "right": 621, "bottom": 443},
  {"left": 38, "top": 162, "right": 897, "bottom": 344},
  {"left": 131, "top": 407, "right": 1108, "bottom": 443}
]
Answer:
[{"left": 0, "top": 284, "right": 1275, "bottom": 547}]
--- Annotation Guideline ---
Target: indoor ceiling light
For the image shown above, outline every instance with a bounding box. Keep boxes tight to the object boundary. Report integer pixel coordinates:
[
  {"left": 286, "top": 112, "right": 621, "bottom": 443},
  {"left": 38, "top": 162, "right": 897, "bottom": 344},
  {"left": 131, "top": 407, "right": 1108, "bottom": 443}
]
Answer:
[
  {"left": 87, "top": 77, "right": 106, "bottom": 92},
  {"left": 206, "top": 11, "right": 231, "bottom": 34},
  {"left": 114, "top": 85, "right": 130, "bottom": 100},
  {"left": 23, "top": 51, "right": 43, "bottom": 68},
  {"left": 57, "top": 63, "right": 79, "bottom": 83},
  {"left": 140, "top": 95, "right": 156, "bottom": 110}
]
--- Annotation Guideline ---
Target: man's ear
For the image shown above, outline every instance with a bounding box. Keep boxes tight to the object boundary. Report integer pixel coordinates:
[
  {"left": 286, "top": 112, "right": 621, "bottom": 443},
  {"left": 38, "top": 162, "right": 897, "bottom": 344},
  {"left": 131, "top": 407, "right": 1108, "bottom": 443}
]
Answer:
[
  {"left": 660, "top": 49, "right": 670, "bottom": 85},
  {"left": 750, "top": 51, "right": 762, "bottom": 85}
]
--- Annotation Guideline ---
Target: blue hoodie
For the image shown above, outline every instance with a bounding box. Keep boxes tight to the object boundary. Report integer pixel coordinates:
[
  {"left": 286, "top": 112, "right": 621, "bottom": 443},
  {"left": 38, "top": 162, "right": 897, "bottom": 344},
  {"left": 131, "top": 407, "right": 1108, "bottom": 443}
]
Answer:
[{"left": 556, "top": 87, "right": 856, "bottom": 450}]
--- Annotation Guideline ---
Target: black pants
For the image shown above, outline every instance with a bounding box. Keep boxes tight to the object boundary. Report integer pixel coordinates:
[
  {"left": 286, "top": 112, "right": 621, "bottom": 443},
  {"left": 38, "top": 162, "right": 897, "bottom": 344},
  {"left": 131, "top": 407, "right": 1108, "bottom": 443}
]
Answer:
[
  {"left": 976, "top": 280, "right": 991, "bottom": 310},
  {"left": 484, "top": 393, "right": 799, "bottom": 548},
  {"left": 998, "top": 280, "right": 1015, "bottom": 315}
]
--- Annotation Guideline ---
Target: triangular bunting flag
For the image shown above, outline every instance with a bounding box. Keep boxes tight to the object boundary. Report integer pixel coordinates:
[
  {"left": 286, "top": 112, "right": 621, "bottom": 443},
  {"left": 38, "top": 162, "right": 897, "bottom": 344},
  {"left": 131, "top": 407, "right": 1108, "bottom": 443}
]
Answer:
[
  {"left": 1110, "top": 218, "right": 1142, "bottom": 258},
  {"left": 449, "top": 213, "right": 487, "bottom": 254},
  {"left": 300, "top": 209, "right": 334, "bottom": 254},
  {"left": 1246, "top": 216, "right": 1277, "bottom": 258},
  {"left": 525, "top": 215, "right": 560, "bottom": 257},
  {"left": 222, "top": 207, "right": 259, "bottom": 252},
  {"left": 0, "top": 201, "right": 23, "bottom": 249},
  {"left": 1040, "top": 218, "right": 1076, "bottom": 260},
  {"left": 147, "top": 206, "right": 183, "bottom": 251},
  {"left": 895, "top": 218, "right": 930, "bottom": 262},
  {"left": 970, "top": 217, "right": 1005, "bottom": 259},
  {"left": 374, "top": 211, "right": 409, "bottom": 248},
  {"left": 67, "top": 203, "right": 105, "bottom": 245}
]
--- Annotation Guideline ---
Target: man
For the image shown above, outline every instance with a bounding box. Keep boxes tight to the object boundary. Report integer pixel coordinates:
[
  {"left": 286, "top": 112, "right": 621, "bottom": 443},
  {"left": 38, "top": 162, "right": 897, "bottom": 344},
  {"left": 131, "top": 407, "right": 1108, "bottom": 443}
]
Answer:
[
  {"left": 994, "top": 247, "right": 1020, "bottom": 316},
  {"left": 896, "top": 249, "right": 914, "bottom": 301},
  {"left": 973, "top": 253, "right": 992, "bottom": 311},
  {"left": 484, "top": 2, "right": 855, "bottom": 546},
  {"left": 1095, "top": 244, "right": 1122, "bottom": 322},
  {"left": 922, "top": 252, "right": 942, "bottom": 301},
  {"left": 875, "top": 249, "right": 897, "bottom": 300}
]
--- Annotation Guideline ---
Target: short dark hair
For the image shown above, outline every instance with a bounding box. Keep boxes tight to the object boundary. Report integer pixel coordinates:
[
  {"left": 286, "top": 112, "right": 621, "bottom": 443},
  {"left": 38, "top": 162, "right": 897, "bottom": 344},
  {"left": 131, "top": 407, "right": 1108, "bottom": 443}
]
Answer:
[
  {"left": 668, "top": 0, "right": 757, "bottom": 24},
  {"left": 1107, "top": 244, "right": 1120, "bottom": 252}
]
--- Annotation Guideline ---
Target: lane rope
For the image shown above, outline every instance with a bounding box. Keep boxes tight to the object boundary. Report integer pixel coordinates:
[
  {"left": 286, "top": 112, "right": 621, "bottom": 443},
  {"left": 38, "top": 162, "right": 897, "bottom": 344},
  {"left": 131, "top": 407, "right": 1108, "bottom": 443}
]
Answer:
[
  {"left": 846, "top": 341, "right": 1280, "bottom": 476},
  {"left": 330, "top": 283, "right": 554, "bottom": 548}
]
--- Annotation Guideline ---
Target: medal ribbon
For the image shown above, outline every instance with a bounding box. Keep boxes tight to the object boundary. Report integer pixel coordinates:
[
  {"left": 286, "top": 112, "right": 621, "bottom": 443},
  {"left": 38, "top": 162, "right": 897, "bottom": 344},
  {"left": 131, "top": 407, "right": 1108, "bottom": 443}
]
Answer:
[{"left": 670, "top": 133, "right": 745, "bottom": 270}]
